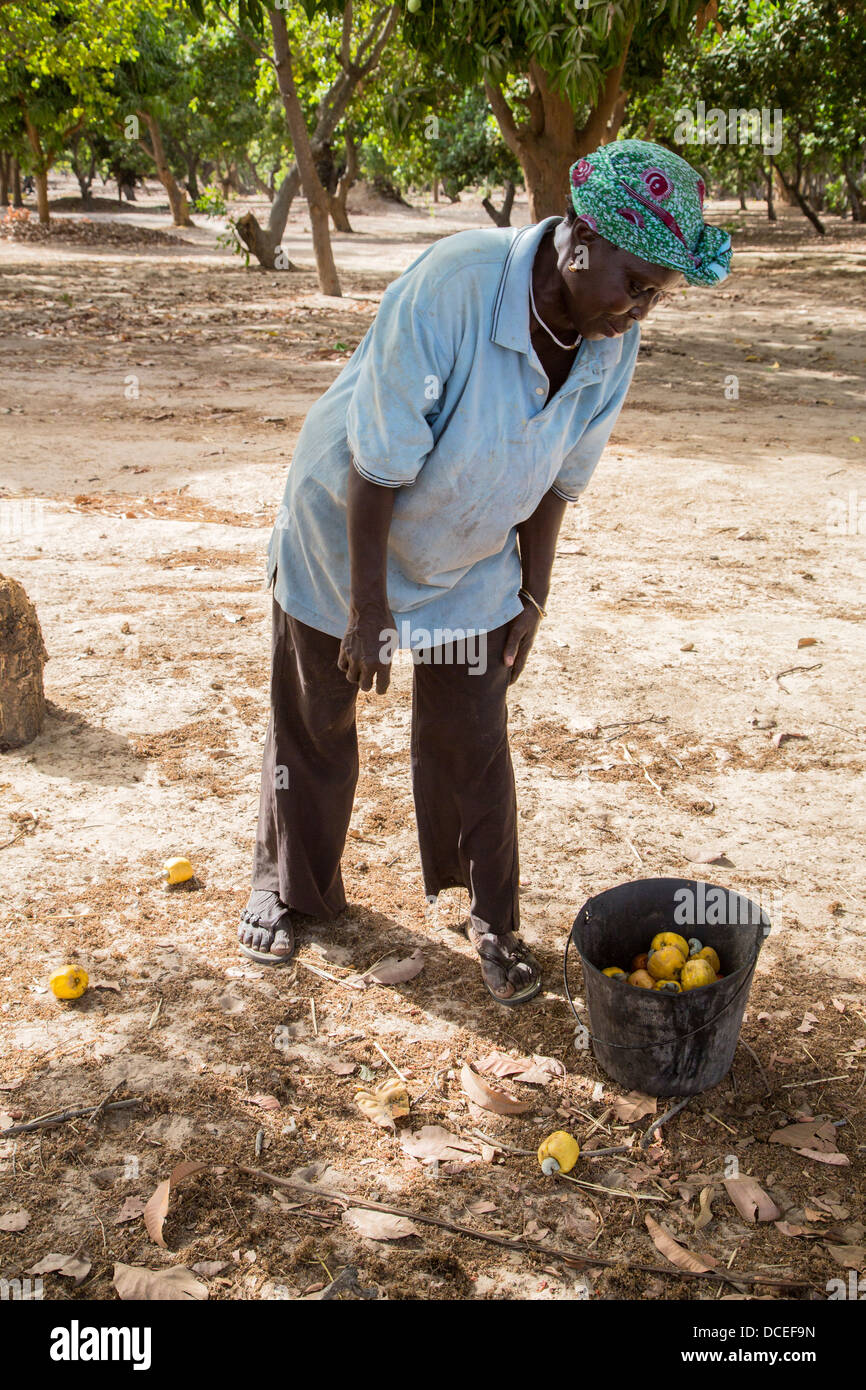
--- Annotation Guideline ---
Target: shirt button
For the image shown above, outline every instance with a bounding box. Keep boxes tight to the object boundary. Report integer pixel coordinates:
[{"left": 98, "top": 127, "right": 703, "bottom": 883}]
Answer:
[{"left": 535, "top": 386, "right": 544, "bottom": 395}]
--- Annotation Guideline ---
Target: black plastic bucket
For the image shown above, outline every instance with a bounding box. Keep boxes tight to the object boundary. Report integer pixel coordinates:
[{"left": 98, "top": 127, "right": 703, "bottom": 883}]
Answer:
[{"left": 565, "top": 877, "right": 768, "bottom": 1097}]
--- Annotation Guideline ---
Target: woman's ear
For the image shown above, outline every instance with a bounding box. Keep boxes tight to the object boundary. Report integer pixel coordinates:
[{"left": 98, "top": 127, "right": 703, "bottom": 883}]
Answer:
[
  {"left": 571, "top": 218, "right": 598, "bottom": 251},
  {"left": 567, "top": 217, "right": 599, "bottom": 273}
]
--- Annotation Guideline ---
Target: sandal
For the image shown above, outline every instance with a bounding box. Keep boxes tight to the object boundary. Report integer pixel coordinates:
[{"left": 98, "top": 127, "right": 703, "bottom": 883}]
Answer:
[
  {"left": 238, "top": 890, "right": 296, "bottom": 967},
  {"left": 465, "top": 923, "right": 543, "bottom": 1007}
]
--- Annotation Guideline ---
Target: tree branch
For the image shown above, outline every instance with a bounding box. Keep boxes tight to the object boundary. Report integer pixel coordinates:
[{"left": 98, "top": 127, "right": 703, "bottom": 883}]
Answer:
[
  {"left": 575, "top": 25, "right": 633, "bottom": 151},
  {"left": 484, "top": 77, "right": 521, "bottom": 151},
  {"left": 339, "top": 0, "right": 353, "bottom": 71}
]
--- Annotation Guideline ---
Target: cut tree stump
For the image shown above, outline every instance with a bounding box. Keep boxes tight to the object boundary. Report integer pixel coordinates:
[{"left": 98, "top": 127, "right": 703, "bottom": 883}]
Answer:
[{"left": 0, "top": 575, "right": 48, "bottom": 750}]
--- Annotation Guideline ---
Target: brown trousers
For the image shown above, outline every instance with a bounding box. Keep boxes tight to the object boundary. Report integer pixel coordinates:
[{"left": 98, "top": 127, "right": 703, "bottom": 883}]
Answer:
[{"left": 252, "top": 599, "right": 520, "bottom": 935}]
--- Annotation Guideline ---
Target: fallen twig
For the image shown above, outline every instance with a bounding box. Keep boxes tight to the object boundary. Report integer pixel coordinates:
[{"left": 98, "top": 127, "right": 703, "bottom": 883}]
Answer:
[
  {"left": 373, "top": 1040, "right": 408, "bottom": 1084},
  {"left": 775, "top": 662, "right": 822, "bottom": 692},
  {"left": 737, "top": 1038, "right": 771, "bottom": 1095},
  {"left": 468, "top": 1128, "right": 534, "bottom": 1156},
  {"left": 640, "top": 1097, "right": 691, "bottom": 1147},
  {"left": 87, "top": 1081, "right": 124, "bottom": 1126},
  {"left": 296, "top": 958, "right": 352, "bottom": 988},
  {"left": 0, "top": 823, "right": 37, "bottom": 851},
  {"left": 554, "top": 1172, "right": 667, "bottom": 1201},
  {"left": 0, "top": 1098, "right": 141, "bottom": 1138},
  {"left": 238, "top": 1166, "right": 811, "bottom": 1290},
  {"left": 780, "top": 1073, "right": 849, "bottom": 1089}
]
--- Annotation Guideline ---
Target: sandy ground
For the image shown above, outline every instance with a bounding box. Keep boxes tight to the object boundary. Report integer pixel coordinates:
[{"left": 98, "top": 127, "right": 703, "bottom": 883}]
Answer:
[{"left": 0, "top": 176, "right": 864, "bottom": 1302}]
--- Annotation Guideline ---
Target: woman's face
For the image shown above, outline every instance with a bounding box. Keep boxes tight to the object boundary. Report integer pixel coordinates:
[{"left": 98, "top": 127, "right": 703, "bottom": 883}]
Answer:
[{"left": 553, "top": 216, "right": 683, "bottom": 341}]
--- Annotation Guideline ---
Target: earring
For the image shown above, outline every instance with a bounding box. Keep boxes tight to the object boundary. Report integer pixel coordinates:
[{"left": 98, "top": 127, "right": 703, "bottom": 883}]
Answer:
[{"left": 567, "top": 259, "right": 579, "bottom": 272}]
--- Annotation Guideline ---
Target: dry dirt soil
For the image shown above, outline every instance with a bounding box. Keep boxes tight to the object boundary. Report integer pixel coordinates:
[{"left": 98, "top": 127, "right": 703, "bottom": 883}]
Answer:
[{"left": 0, "top": 180, "right": 864, "bottom": 1302}]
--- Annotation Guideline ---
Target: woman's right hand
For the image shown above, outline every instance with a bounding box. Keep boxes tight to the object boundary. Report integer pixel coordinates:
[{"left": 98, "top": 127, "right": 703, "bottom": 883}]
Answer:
[{"left": 338, "top": 599, "right": 396, "bottom": 694}]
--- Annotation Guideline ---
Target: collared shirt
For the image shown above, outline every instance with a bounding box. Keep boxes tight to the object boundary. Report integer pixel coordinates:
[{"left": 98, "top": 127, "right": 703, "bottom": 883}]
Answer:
[{"left": 268, "top": 215, "right": 640, "bottom": 646}]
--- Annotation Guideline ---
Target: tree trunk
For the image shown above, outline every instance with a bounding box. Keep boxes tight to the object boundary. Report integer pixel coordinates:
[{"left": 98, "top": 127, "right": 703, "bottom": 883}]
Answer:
[
  {"left": 12, "top": 158, "right": 22, "bottom": 208},
  {"left": 34, "top": 171, "right": 49, "bottom": 224},
  {"left": 606, "top": 87, "right": 629, "bottom": 144},
  {"left": 138, "top": 111, "right": 192, "bottom": 227},
  {"left": 772, "top": 159, "right": 825, "bottom": 235},
  {"left": 485, "top": 38, "right": 632, "bottom": 221},
  {"left": 21, "top": 108, "right": 50, "bottom": 224},
  {"left": 0, "top": 153, "right": 8, "bottom": 207},
  {"left": 76, "top": 160, "right": 96, "bottom": 206},
  {"left": 843, "top": 164, "right": 863, "bottom": 222},
  {"left": 237, "top": 4, "right": 398, "bottom": 271},
  {"left": 236, "top": 167, "right": 302, "bottom": 269},
  {"left": 329, "top": 129, "right": 358, "bottom": 232},
  {"left": 268, "top": 9, "right": 341, "bottom": 295},
  {"left": 772, "top": 165, "right": 794, "bottom": 205},
  {"left": 185, "top": 151, "right": 200, "bottom": 203},
  {"left": 482, "top": 178, "right": 516, "bottom": 227},
  {"left": 0, "top": 575, "right": 48, "bottom": 750},
  {"left": 763, "top": 164, "right": 776, "bottom": 222},
  {"left": 432, "top": 178, "right": 439, "bottom": 203},
  {"left": 737, "top": 167, "right": 746, "bottom": 211}
]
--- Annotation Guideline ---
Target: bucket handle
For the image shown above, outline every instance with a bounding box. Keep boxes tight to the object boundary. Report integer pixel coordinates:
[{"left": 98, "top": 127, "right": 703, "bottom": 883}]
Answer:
[{"left": 563, "top": 932, "right": 755, "bottom": 1051}]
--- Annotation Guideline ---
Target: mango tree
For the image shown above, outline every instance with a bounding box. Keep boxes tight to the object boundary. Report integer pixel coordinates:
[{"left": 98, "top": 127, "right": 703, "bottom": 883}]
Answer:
[
  {"left": 398, "top": 0, "right": 716, "bottom": 220},
  {"left": 0, "top": 0, "right": 148, "bottom": 223}
]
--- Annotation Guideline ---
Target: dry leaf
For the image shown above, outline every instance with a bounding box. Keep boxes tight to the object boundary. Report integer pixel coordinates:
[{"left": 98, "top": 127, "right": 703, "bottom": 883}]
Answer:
[
  {"left": 354, "top": 1079, "right": 409, "bottom": 1131},
  {"left": 612, "top": 1091, "right": 657, "bottom": 1124},
  {"left": 324, "top": 1059, "right": 356, "bottom": 1075},
  {"left": 240, "top": 1093, "right": 281, "bottom": 1111},
  {"left": 825, "top": 1244, "right": 865, "bottom": 1271},
  {"left": 645, "top": 1215, "right": 717, "bottom": 1273},
  {"left": 795, "top": 1148, "right": 850, "bottom": 1166},
  {"left": 466, "top": 1199, "right": 496, "bottom": 1215},
  {"left": 797, "top": 637, "right": 818, "bottom": 648},
  {"left": 349, "top": 950, "right": 425, "bottom": 989},
  {"left": 0, "top": 1209, "right": 30, "bottom": 1232},
  {"left": 769, "top": 1121, "right": 838, "bottom": 1152},
  {"left": 112, "top": 1263, "right": 208, "bottom": 1300},
  {"left": 831, "top": 999, "right": 846, "bottom": 1013},
  {"left": 775, "top": 1221, "right": 817, "bottom": 1238},
  {"left": 25, "top": 1251, "right": 91, "bottom": 1284},
  {"left": 796, "top": 1013, "right": 818, "bottom": 1033},
  {"left": 400, "top": 1125, "right": 481, "bottom": 1164},
  {"left": 809, "top": 1197, "right": 849, "bottom": 1219},
  {"left": 475, "top": 1052, "right": 565, "bottom": 1086},
  {"left": 724, "top": 1177, "right": 782, "bottom": 1223},
  {"left": 694, "top": 1186, "right": 714, "bottom": 1231},
  {"left": 191, "top": 1261, "right": 228, "bottom": 1277},
  {"left": 0, "top": 1080, "right": 23, "bottom": 1092},
  {"left": 342, "top": 1208, "right": 419, "bottom": 1241},
  {"left": 460, "top": 1063, "right": 530, "bottom": 1115},
  {"left": 114, "top": 1196, "right": 147, "bottom": 1225},
  {"left": 143, "top": 1161, "right": 208, "bottom": 1248}
]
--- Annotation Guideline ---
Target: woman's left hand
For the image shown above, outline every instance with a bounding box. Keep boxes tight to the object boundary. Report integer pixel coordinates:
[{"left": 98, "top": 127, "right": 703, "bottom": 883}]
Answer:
[{"left": 503, "top": 602, "right": 540, "bottom": 684}]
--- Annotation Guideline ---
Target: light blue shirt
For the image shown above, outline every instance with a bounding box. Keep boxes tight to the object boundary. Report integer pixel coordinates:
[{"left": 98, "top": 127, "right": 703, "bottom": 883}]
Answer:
[{"left": 268, "top": 215, "right": 640, "bottom": 647}]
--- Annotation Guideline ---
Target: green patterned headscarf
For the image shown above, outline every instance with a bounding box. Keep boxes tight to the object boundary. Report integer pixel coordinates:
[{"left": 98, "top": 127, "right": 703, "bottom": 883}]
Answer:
[{"left": 568, "top": 139, "right": 732, "bottom": 286}]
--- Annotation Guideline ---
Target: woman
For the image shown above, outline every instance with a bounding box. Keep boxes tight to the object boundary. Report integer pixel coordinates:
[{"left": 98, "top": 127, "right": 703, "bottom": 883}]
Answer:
[{"left": 237, "top": 139, "right": 731, "bottom": 1005}]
